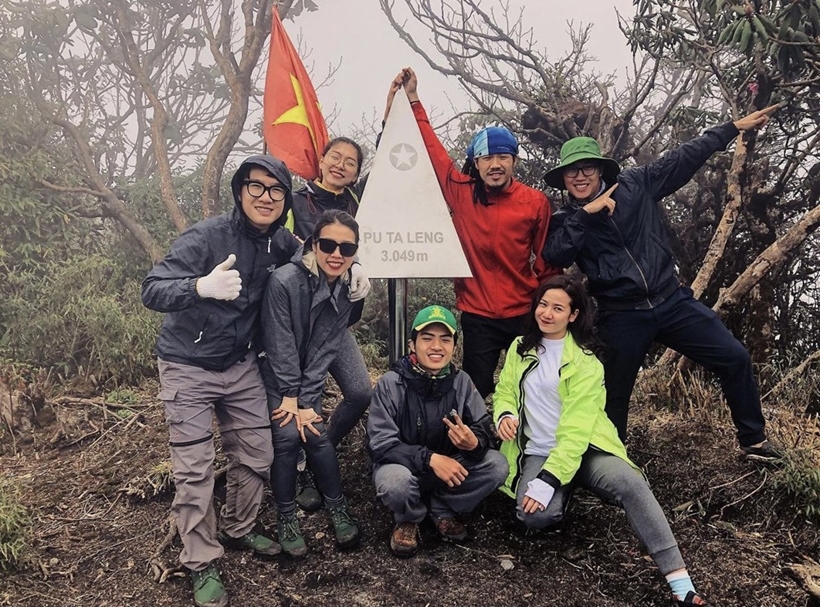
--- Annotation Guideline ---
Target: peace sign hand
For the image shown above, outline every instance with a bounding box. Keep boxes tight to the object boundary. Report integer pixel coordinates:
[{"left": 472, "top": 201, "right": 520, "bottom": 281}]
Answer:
[{"left": 443, "top": 411, "right": 479, "bottom": 451}]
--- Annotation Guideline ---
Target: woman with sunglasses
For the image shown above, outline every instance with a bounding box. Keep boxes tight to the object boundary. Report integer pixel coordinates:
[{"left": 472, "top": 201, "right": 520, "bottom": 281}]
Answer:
[
  {"left": 493, "top": 275, "right": 705, "bottom": 607},
  {"left": 261, "top": 209, "right": 369, "bottom": 557},
  {"left": 285, "top": 136, "right": 378, "bottom": 514}
]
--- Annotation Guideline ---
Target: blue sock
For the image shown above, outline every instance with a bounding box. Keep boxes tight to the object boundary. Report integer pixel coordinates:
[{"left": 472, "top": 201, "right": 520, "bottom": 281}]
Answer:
[{"left": 666, "top": 571, "right": 696, "bottom": 599}]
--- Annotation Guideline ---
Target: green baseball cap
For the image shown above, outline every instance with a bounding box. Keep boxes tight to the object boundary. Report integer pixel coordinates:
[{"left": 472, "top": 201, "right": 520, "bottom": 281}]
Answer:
[
  {"left": 411, "top": 305, "right": 458, "bottom": 335},
  {"left": 543, "top": 137, "right": 621, "bottom": 189}
]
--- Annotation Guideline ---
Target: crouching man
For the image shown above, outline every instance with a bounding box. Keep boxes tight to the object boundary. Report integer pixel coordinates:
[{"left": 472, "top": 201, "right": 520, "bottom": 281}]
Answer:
[{"left": 366, "top": 305, "right": 508, "bottom": 557}]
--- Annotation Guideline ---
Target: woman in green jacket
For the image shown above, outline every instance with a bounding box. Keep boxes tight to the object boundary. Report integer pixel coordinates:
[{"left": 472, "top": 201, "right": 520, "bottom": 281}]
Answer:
[{"left": 493, "top": 275, "right": 705, "bottom": 607}]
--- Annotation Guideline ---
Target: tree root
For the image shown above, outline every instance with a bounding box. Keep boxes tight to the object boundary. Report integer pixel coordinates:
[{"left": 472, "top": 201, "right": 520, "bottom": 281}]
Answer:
[
  {"left": 148, "top": 516, "right": 184, "bottom": 583},
  {"left": 786, "top": 557, "right": 820, "bottom": 599}
]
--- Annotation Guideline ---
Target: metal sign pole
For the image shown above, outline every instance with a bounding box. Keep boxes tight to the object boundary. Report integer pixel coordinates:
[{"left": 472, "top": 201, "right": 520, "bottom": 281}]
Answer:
[{"left": 388, "top": 278, "right": 408, "bottom": 363}]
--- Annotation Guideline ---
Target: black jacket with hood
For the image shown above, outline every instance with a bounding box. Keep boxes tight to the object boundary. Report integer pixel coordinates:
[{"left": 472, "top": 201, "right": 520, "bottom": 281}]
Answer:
[
  {"left": 542, "top": 122, "right": 739, "bottom": 310},
  {"left": 141, "top": 155, "right": 300, "bottom": 371}
]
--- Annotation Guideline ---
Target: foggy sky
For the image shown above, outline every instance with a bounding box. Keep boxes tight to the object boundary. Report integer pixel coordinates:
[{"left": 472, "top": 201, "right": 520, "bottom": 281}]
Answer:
[{"left": 292, "top": 0, "right": 637, "bottom": 134}]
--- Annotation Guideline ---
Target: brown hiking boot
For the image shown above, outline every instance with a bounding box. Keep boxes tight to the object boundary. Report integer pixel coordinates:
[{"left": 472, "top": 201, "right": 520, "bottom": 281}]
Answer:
[
  {"left": 389, "top": 522, "right": 418, "bottom": 558},
  {"left": 435, "top": 517, "right": 468, "bottom": 542}
]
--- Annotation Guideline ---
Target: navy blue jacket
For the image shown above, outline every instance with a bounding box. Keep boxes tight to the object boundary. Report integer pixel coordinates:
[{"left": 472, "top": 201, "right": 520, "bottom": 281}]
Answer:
[
  {"left": 141, "top": 155, "right": 300, "bottom": 371},
  {"left": 543, "top": 122, "right": 739, "bottom": 310}
]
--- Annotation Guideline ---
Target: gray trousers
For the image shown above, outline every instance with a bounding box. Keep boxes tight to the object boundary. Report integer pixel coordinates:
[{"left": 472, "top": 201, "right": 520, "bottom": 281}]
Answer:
[
  {"left": 325, "top": 329, "right": 373, "bottom": 446},
  {"left": 516, "top": 449, "right": 685, "bottom": 575},
  {"left": 158, "top": 354, "right": 273, "bottom": 571},
  {"left": 374, "top": 450, "right": 508, "bottom": 524}
]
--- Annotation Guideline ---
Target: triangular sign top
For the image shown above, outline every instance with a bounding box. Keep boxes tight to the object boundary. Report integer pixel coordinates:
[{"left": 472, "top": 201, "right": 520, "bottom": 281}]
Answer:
[{"left": 355, "top": 93, "right": 472, "bottom": 278}]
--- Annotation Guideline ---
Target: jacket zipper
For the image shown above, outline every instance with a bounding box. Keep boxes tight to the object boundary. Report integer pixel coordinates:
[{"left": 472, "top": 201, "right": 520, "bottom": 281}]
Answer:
[
  {"left": 511, "top": 357, "right": 538, "bottom": 493},
  {"left": 267, "top": 236, "right": 271, "bottom": 254},
  {"left": 608, "top": 217, "right": 653, "bottom": 308}
]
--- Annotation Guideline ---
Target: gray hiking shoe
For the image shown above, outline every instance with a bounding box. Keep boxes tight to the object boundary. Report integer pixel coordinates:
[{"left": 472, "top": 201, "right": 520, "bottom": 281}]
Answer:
[{"left": 741, "top": 439, "right": 783, "bottom": 464}]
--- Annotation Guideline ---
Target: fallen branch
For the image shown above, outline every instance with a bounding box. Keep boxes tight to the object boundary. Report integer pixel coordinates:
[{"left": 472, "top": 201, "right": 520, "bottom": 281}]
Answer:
[{"left": 763, "top": 349, "right": 820, "bottom": 402}]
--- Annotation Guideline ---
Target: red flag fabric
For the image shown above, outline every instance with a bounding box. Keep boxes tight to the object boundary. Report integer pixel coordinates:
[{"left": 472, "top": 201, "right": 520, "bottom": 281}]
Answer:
[{"left": 263, "top": 9, "right": 329, "bottom": 180}]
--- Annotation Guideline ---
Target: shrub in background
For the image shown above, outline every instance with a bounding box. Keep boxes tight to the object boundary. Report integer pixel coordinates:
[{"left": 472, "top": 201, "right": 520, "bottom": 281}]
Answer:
[{"left": 1, "top": 254, "right": 160, "bottom": 387}]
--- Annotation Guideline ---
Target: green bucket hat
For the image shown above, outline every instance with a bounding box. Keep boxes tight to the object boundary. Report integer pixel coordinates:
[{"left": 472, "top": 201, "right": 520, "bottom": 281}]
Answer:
[{"left": 543, "top": 137, "right": 621, "bottom": 190}]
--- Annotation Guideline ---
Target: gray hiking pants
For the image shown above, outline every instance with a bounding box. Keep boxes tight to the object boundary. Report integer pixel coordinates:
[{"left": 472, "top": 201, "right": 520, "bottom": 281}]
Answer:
[
  {"left": 158, "top": 354, "right": 273, "bottom": 571},
  {"left": 373, "top": 450, "right": 508, "bottom": 524},
  {"left": 516, "top": 449, "right": 685, "bottom": 575}
]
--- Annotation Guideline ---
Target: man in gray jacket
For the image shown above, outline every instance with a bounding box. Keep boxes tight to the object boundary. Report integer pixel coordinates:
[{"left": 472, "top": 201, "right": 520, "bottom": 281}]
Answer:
[
  {"left": 142, "top": 155, "right": 298, "bottom": 607},
  {"left": 367, "top": 305, "right": 508, "bottom": 558}
]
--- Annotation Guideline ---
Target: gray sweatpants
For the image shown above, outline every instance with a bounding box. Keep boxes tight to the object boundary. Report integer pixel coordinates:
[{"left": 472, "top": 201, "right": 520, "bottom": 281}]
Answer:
[
  {"left": 516, "top": 449, "right": 685, "bottom": 575},
  {"left": 374, "top": 450, "right": 508, "bottom": 523},
  {"left": 158, "top": 354, "right": 273, "bottom": 571}
]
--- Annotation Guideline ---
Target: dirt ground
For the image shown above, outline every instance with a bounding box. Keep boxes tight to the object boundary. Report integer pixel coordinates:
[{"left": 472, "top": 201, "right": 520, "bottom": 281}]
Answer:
[{"left": 1, "top": 376, "right": 819, "bottom": 607}]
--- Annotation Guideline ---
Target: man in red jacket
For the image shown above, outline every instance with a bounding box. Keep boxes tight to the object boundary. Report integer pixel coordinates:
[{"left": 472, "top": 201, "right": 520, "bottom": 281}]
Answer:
[{"left": 385, "top": 68, "right": 560, "bottom": 398}]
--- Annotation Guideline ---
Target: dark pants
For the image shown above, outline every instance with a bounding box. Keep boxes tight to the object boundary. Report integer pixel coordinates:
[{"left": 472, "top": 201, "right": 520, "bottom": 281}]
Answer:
[
  {"left": 460, "top": 312, "right": 528, "bottom": 399},
  {"left": 269, "top": 397, "right": 343, "bottom": 515},
  {"left": 597, "top": 286, "right": 766, "bottom": 447}
]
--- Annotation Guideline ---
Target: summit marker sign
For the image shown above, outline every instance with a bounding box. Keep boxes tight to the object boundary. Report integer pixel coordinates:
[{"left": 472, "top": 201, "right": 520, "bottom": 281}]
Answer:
[{"left": 355, "top": 94, "right": 472, "bottom": 278}]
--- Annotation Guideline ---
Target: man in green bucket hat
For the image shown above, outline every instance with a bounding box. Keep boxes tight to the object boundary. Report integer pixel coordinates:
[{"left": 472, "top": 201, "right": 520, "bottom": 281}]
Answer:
[{"left": 542, "top": 104, "right": 782, "bottom": 464}]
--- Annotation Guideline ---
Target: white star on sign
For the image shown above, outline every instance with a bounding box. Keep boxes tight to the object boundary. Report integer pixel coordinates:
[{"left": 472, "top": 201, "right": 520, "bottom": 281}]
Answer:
[{"left": 389, "top": 143, "right": 417, "bottom": 171}]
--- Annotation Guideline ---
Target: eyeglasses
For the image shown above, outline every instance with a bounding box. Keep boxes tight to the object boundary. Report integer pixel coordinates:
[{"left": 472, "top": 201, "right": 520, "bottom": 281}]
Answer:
[
  {"left": 316, "top": 237, "right": 358, "bottom": 257},
  {"left": 243, "top": 180, "right": 287, "bottom": 201},
  {"left": 323, "top": 152, "right": 359, "bottom": 172},
  {"left": 564, "top": 165, "right": 599, "bottom": 178}
]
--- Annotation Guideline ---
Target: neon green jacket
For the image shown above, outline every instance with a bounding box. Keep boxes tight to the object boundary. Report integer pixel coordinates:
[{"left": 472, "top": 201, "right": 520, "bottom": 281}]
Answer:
[{"left": 493, "top": 334, "right": 636, "bottom": 498}]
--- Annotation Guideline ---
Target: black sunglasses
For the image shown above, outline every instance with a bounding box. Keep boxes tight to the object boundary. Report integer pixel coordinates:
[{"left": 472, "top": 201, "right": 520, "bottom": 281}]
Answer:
[{"left": 316, "top": 237, "right": 358, "bottom": 257}]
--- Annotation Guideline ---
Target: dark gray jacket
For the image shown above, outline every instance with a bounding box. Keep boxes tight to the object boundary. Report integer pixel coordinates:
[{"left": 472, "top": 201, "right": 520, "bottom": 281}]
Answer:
[
  {"left": 260, "top": 245, "right": 357, "bottom": 409},
  {"left": 366, "top": 358, "right": 494, "bottom": 474},
  {"left": 543, "top": 122, "right": 739, "bottom": 310},
  {"left": 142, "top": 155, "right": 300, "bottom": 371}
]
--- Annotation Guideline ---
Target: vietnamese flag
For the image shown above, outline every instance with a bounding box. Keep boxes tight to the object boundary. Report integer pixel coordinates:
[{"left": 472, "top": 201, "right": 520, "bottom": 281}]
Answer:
[{"left": 263, "top": 8, "right": 329, "bottom": 180}]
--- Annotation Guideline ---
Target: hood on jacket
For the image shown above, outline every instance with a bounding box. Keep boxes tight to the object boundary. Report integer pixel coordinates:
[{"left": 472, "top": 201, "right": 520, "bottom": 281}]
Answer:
[{"left": 230, "top": 154, "right": 294, "bottom": 232}]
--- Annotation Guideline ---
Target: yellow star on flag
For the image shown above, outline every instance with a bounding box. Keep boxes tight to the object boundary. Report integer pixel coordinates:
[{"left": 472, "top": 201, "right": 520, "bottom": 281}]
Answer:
[{"left": 271, "top": 74, "right": 322, "bottom": 151}]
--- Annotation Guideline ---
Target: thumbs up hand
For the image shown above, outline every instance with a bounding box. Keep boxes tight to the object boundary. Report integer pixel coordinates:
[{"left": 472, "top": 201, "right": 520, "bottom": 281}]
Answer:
[{"left": 196, "top": 254, "right": 242, "bottom": 300}]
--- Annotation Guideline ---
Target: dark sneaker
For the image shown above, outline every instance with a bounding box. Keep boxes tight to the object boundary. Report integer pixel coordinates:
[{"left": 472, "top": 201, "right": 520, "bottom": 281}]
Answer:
[
  {"left": 741, "top": 439, "right": 783, "bottom": 463},
  {"left": 191, "top": 563, "right": 229, "bottom": 607},
  {"left": 674, "top": 590, "right": 706, "bottom": 606},
  {"left": 327, "top": 499, "right": 361, "bottom": 549},
  {"left": 277, "top": 512, "right": 308, "bottom": 558},
  {"left": 296, "top": 468, "right": 323, "bottom": 512},
  {"left": 389, "top": 522, "right": 418, "bottom": 558},
  {"left": 435, "top": 517, "right": 468, "bottom": 542},
  {"left": 217, "top": 530, "right": 281, "bottom": 559}
]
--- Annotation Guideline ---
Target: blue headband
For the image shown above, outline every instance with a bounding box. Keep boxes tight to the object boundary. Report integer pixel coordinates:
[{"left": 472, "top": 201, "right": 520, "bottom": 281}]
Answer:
[{"left": 466, "top": 126, "right": 519, "bottom": 161}]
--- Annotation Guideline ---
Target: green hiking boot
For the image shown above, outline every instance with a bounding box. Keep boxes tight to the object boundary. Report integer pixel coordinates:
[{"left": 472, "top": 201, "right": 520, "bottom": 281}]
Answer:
[
  {"left": 190, "top": 562, "right": 229, "bottom": 607},
  {"left": 217, "top": 529, "right": 281, "bottom": 559},
  {"left": 327, "top": 499, "right": 361, "bottom": 549},
  {"left": 296, "top": 468, "right": 323, "bottom": 512},
  {"left": 277, "top": 512, "right": 308, "bottom": 558}
]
